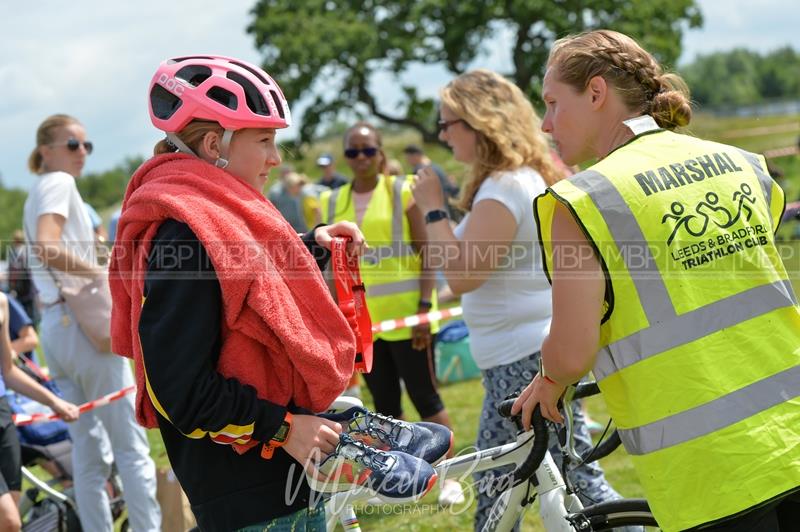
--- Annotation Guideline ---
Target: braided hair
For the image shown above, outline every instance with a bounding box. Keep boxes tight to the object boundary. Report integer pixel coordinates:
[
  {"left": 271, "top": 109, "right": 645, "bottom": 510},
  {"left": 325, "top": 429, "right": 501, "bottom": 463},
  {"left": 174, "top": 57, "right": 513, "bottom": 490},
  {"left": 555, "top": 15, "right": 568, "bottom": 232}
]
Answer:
[{"left": 547, "top": 30, "right": 692, "bottom": 130}]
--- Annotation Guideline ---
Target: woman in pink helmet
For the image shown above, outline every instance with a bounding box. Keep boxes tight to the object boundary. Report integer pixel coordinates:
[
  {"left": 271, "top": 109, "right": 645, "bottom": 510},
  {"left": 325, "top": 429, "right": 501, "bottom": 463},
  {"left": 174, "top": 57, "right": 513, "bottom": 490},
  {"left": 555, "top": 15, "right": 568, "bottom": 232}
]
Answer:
[
  {"left": 109, "top": 56, "right": 368, "bottom": 530},
  {"left": 110, "top": 56, "right": 449, "bottom": 530}
]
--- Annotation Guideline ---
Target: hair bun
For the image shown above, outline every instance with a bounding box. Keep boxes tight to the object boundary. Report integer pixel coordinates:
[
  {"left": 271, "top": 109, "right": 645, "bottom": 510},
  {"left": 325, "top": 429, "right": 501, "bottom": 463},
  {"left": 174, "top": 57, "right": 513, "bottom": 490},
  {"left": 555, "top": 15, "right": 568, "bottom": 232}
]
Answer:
[{"left": 651, "top": 90, "right": 692, "bottom": 129}]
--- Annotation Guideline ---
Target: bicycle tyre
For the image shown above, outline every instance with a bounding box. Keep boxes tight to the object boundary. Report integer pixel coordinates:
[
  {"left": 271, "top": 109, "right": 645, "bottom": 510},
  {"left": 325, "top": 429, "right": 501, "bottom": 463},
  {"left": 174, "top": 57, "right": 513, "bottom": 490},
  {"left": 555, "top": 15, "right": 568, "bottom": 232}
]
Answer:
[{"left": 573, "top": 498, "right": 658, "bottom": 530}]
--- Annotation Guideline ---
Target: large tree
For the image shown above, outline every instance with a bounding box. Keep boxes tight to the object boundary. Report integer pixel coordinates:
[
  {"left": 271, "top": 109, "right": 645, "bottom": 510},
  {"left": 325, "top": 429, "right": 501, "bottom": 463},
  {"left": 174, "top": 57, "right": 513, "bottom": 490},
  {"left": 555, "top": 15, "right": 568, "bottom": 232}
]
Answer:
[
  {"left": 248, "top": 0, "right": 702, "bottom": 144},
  {"left": 683, "top": 47, "right": 800, "bottom": 108}
]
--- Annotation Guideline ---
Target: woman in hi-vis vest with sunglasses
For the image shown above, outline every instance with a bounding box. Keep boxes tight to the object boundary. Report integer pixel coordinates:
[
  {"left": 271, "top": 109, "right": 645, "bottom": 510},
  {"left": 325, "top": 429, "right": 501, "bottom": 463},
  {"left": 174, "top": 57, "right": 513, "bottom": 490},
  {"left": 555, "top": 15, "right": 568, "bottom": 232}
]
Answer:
[{"left": 320, "top": 122, "right": 464, "bottom": 506}]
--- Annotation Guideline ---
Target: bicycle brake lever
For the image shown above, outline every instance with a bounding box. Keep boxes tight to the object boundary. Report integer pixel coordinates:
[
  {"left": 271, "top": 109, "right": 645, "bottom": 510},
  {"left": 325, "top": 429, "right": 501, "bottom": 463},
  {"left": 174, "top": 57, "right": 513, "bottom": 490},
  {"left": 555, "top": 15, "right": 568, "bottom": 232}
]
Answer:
[{"left": 561, "top": 386, "right": 583, "bottom": 465}]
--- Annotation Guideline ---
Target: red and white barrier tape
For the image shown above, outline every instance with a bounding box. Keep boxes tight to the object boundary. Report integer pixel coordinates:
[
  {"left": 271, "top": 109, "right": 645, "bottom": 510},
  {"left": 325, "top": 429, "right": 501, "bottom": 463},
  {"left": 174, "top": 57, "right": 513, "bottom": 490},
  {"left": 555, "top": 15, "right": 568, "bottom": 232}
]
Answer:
[
  {"left": 372, "top": 306, "right": 463, "bottom": 333},
  {"left": 764, "top": 145, "right": 799, "bottom": 159},
  {"left": 13, "top": 307, "right": 463, "bottom": 425},
  {"left": 13, "top": 385, "right": 137, "bottom": 426}
]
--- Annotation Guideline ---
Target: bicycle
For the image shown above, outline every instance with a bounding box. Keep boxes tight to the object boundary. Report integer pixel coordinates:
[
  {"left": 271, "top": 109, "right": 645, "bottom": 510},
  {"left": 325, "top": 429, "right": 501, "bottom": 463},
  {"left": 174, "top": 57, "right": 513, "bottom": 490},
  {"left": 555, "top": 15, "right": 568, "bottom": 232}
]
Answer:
[{"left": 323, "top": 383, "right": 659, "bottom": 531}]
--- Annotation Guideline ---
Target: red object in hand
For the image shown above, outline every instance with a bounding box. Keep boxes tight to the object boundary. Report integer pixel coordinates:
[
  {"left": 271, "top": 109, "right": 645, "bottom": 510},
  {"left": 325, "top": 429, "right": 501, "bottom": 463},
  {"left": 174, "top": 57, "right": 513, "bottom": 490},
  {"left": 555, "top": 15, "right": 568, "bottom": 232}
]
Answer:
[{"left": 331, "top": 238, "right": 373, "bottom": 373}]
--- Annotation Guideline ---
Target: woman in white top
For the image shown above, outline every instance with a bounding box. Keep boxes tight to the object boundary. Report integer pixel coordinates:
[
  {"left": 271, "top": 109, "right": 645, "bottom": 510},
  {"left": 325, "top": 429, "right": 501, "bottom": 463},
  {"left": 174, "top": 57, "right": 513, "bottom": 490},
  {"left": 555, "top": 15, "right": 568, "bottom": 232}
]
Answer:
[
  {"left": 23, "top": 114, "right": 161, "bottom": 531},
  {"left": 412, "top": 69, "right": 625, "bottom": 531}
]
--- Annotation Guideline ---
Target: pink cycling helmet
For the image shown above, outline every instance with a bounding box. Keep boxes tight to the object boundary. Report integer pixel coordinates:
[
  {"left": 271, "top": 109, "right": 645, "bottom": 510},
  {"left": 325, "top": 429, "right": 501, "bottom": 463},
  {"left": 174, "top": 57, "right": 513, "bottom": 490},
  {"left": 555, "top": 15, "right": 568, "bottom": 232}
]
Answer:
[{"left": 148, "top": 55, "right": 291, "bottom": 133}]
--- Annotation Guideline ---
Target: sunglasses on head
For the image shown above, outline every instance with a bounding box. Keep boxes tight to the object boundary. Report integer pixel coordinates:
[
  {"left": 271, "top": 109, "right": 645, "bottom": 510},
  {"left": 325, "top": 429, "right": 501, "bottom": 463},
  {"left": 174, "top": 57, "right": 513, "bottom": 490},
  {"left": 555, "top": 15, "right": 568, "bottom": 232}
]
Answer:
[
  {"left": 51, "top": 138, "right": 94, "bottom": 154},
  {"left": 344, "top": 147, "right": 379, "bottom": 159}
]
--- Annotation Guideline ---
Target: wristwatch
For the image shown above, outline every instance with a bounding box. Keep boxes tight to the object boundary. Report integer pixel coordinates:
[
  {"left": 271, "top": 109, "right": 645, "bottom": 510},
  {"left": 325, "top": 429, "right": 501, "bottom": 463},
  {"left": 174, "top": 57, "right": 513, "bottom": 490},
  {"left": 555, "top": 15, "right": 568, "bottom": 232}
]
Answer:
[
  {"left": 269, "top": 411, "right": 293, "bottom": 445},
  {"left": 425, "top": 209, "right": 449, "bottom": 224}
]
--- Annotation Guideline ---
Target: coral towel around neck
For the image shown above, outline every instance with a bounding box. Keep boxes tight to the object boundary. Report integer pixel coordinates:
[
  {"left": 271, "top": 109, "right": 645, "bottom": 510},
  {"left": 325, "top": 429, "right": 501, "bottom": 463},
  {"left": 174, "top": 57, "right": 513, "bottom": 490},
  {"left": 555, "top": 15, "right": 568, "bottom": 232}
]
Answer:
[{"left": 109, "top": 153, "right": 356, "bottom": 434}]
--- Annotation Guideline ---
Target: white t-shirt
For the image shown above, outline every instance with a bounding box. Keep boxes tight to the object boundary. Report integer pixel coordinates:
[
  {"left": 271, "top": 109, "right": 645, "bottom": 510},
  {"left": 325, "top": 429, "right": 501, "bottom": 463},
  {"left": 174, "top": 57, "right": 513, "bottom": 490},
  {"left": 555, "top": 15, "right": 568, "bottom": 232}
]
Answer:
[
  {"left": 454, "top": 167, "right": 552, "bottom": 369},
  {"left": 23, "top": 171, "right": 98, "bottom": 305}
]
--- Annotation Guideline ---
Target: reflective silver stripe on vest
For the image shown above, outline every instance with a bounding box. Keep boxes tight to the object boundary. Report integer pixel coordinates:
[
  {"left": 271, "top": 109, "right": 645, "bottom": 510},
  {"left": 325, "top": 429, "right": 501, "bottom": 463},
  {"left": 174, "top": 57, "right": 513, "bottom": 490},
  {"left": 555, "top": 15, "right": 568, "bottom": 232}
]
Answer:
[
  {"left": 619, "top": 363, "right": 800, "bottom": 455},
  {"left": 392, "top": 176, "right": 406, "bottom": 243},
  {"left": 594, "top": 279, "right": 797, "bottom": 380},
  {"left": 366, "top": 278, "right": 419, "bottom": 297},
  {"left": 570, "top": 170, "right": 677, "bottom": 323},
  {"left": 327, "top": 187, "right": 341, "bottom": 225},
  {"left": 736, "top": 149, "right": 773, "bottom": 211}
]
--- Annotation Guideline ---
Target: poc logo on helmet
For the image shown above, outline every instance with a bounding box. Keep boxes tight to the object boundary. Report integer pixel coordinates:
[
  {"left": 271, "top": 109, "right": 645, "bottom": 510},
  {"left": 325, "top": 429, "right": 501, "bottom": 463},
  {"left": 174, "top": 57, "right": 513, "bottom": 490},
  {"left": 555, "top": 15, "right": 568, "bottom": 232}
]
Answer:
[{"left": 157, "top": 73, "right": 185, "bottom": 96}]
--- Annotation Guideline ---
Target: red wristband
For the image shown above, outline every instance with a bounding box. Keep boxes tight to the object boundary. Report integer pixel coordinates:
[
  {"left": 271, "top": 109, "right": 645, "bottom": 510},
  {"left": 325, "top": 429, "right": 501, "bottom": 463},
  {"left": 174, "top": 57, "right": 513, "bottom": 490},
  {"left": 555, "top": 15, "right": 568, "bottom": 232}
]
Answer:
[{"left": 542, "top": 374, "right": 559, "bottom": 386}]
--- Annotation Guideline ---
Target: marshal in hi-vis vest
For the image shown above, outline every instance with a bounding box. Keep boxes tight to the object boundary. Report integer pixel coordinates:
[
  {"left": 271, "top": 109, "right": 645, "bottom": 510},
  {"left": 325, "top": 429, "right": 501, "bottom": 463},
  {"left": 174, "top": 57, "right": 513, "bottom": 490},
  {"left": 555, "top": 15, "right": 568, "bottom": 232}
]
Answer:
[
  {"left": 535, "top": 127, "right": 800, "bottom": 531},
  {"left": 321, "top": 175, "right": 438, "bottom": 341}
]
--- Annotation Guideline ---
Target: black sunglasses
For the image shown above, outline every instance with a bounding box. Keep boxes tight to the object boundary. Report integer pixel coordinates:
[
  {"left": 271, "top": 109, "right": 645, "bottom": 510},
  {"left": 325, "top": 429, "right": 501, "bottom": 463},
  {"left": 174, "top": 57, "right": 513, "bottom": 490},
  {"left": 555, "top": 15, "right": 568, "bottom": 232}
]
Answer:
[
  {"left": 438, "top": 118, "right": 466, "bottom": 132},
  {"left": 51, "top": 138, "right": 94, "bottom": 154},
  {"left": 344, "top": 147, "right": 379, "bottom": 159}
]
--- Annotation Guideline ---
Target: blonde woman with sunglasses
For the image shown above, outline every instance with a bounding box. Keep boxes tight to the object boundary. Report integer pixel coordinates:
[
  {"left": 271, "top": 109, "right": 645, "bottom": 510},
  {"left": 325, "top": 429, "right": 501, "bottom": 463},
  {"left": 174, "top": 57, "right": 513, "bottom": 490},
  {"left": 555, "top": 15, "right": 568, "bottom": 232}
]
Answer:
[
  {"left": 412, "top": 69, "right": 629, "bottom": 531},
  {"left": 23, "top": 114, "right": 161, "bottom": 531}
]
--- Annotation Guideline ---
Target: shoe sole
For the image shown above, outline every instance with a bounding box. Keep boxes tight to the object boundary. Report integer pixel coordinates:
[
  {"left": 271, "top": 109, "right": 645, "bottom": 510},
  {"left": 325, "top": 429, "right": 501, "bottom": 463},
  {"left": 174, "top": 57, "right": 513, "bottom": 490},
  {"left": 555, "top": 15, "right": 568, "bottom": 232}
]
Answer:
[
  {"left": 305, "top": 472, "right": 439, "bottom": 503},
  {"left": 374, "top": 473, "right": 439, "bottom": 504}
]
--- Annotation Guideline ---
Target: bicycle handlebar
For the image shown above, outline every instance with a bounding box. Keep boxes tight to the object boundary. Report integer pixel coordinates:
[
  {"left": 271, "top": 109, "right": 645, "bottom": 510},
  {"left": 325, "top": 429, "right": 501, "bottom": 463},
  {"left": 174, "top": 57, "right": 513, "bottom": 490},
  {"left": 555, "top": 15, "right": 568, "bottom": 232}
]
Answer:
[
  {"left": 495, "top": 381, "right": 614, "bottom": 485},
  {"left": 496, "top": 399, "right": 549, "bottom": 485},
  {"left": 572, "top": 381, "right": 600, "bottom": 400}
]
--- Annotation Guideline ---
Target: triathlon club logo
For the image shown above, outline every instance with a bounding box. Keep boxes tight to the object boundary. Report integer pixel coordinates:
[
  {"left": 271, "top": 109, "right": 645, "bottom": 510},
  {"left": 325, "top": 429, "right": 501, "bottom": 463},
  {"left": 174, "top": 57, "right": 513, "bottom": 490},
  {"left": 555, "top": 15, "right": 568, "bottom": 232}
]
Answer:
[{"left": 661, "top": 183, "right": 756, "bottom": 245}]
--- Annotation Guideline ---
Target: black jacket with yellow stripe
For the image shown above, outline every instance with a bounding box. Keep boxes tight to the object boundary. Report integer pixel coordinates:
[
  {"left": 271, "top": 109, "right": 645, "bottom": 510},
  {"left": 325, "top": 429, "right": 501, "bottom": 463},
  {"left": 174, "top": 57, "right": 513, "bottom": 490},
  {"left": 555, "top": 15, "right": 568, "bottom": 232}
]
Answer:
[{"left": 139, "top": 219, "right": 330, "bottom": 531}]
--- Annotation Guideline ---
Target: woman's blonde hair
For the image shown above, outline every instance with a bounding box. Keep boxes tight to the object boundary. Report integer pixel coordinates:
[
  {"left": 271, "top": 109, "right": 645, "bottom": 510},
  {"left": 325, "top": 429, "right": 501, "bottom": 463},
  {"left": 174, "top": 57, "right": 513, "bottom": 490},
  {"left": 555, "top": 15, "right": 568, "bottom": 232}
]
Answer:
[
  {"left": 28, "top": 114, "right": 81, "bottom": 174},
  {"left": 153, "top": 120, "right": 224, "bottom": 156},
  {"left": 440, "top": 69, "right": 564, "bottom": 211},
  {"left": 547, "top": 29, "right": 692, "bottom": 131}
]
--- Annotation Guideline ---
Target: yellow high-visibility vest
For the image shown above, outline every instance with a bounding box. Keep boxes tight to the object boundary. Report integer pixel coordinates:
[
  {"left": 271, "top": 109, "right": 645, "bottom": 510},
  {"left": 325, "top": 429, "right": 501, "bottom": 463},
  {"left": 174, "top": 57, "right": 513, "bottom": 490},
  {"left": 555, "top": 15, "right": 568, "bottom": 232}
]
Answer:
[
  {"left": 536, "top": 126, "right": 800, "bottom": 531},
  {"left": 321, "top": 175, "right": 438, "bottom": 341}
]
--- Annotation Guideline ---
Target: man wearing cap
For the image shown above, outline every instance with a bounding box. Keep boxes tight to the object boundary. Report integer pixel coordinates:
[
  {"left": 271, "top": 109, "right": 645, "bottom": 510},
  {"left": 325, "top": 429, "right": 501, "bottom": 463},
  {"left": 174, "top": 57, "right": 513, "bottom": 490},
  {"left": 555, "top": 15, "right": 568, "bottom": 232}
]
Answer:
[
  {"left": 403, "top": 144, "right": 460, "bottom": 218},
  {"left": 316, "top": 153, "right": 348, "bottom": 189}
]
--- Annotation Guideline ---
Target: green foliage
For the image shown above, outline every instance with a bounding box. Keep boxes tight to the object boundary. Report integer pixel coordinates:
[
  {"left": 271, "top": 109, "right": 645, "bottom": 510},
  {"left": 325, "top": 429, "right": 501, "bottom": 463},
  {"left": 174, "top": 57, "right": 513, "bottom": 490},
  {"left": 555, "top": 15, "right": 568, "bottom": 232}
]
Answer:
[
  {"left": 248, "top": 0, "right": 702, "bottom": 145},
  {"left": 76, "top": 157, "right": 143, "bottom": 211},
  {"left": 0, "top": 186, "right": 28, "bottom": 259},
  {"left": 682, "top": 47, "right": 800, "bottom": 109}
]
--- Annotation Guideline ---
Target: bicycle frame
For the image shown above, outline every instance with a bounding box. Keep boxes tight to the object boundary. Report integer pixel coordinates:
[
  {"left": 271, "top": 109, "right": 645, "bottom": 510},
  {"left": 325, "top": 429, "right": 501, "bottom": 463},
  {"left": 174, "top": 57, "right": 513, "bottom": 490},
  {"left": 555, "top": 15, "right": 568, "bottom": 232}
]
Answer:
[
  {"left": 324, "top": 429, "right": 583, "bottom": 532},
  {"left": 323, "top": 383, "right": 655, "bottom": 532}
]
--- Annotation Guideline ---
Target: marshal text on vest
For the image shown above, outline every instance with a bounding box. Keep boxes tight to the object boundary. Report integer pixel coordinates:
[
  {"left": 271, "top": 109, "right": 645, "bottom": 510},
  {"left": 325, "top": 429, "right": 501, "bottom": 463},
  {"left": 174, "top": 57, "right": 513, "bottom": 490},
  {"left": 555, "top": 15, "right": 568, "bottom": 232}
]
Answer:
[{"left": 634, "top": 152, "right": 744, "bottom": 196}]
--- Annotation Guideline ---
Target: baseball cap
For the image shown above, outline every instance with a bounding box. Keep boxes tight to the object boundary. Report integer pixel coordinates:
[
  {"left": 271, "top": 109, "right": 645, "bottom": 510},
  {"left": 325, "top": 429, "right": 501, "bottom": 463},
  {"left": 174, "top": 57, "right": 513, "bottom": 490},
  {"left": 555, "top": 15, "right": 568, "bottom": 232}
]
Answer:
[
  {"left": 403, "top": 144, "right": 423, "bottom": 155},
  {"left": 316, "top": 153, "right": 334, "bottom": 166}
]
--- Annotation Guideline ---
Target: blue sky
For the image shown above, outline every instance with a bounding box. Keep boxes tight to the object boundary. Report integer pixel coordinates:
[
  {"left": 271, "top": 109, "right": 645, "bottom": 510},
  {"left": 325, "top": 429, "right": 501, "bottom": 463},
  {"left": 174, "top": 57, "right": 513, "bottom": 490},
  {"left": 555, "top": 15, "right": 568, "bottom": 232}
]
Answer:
[{"left": 1, "top": 0, "right": 797, "bottom": 189}]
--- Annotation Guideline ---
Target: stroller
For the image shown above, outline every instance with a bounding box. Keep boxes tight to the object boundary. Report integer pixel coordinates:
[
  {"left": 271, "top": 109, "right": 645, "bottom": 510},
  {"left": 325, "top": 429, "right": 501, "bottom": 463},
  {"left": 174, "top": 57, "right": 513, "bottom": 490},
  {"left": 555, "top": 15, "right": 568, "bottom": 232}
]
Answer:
[{"left": 8, "top": 355, "right": 128, "bottom": 532}]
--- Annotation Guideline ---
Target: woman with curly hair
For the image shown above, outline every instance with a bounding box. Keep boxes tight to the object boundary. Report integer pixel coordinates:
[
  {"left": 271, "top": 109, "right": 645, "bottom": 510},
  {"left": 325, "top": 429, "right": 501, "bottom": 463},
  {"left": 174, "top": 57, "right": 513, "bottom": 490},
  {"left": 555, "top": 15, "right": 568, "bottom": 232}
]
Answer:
[{"left": 412, "top": 69, "right": 627, "bottom": 531}]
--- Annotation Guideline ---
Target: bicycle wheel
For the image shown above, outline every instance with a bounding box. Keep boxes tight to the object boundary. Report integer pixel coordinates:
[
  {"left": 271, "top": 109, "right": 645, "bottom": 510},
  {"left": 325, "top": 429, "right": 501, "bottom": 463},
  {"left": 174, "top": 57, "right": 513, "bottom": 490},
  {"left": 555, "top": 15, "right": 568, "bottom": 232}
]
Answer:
[{"left": 572, "top": 498, "right": 659, "bottom": 530}]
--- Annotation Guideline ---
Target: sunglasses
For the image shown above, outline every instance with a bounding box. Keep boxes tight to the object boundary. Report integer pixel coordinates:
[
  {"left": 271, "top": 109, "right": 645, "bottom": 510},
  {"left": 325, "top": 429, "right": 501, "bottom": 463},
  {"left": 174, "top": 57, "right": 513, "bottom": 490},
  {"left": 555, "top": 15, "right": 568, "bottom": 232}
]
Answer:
[
  {"left": 51, "top": 138, "right": 94, "bottom": 154},
  {"left": 344, "top": 147, "right": 379, "bottom": 159},
  {"left": 438, "top": 118, "right": 466, "bottom": 132}
]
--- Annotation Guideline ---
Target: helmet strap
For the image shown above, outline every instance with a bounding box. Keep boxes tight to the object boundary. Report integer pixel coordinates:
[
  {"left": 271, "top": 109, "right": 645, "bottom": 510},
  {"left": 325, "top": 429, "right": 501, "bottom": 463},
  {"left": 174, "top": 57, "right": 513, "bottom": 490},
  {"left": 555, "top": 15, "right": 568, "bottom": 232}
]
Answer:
[
  {"left": 166, "top": 133, "right": 197, "bottom": 157},
  {"left": 214, "top": 129, "right": 235, "bottom": 169}
]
